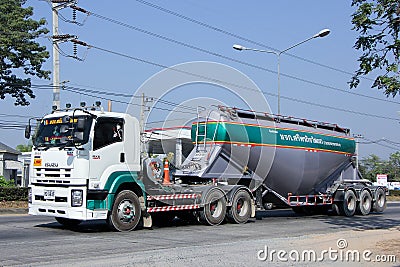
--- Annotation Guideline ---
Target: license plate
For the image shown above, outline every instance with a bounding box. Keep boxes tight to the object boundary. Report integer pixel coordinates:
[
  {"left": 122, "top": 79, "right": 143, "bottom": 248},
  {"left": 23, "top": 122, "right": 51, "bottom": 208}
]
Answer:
[{"left": 44, "top": 189, "right": 55, "bottom": 200}]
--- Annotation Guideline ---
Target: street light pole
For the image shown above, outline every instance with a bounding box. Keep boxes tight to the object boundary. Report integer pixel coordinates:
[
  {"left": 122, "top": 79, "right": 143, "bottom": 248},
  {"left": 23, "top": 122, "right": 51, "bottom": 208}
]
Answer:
[{"left": 233, "top": 29, "right": 330, "bottom": 115}]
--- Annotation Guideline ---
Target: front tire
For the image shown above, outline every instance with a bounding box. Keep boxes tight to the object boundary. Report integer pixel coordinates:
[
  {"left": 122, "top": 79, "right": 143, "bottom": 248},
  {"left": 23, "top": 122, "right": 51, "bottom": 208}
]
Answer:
[
  {"left": 226, "top": 190, "right": 252, "bottom": 224},
  {"left": 198, "top": 188, "right": 226, "bottom": 225},
  {"left": 107, "top": 190, "right": 142, "bottom": 232}
]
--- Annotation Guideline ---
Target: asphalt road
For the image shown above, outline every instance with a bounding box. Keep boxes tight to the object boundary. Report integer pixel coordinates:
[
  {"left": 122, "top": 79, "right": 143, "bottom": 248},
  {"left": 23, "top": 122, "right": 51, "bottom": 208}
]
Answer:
[{"left": 0, "top": 203, "right": 399, "bottom": 267}]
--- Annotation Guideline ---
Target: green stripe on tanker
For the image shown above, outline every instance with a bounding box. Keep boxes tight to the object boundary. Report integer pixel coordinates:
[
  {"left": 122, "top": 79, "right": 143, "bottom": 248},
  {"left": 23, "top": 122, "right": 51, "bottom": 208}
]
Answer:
[{"left": 192, "top": 122, "right": 355, "bottom": 155}]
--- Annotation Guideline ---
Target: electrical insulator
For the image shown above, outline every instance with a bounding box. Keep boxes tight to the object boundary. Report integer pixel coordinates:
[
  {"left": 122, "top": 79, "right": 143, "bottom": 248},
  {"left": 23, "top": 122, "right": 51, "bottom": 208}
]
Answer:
[
  {"left": 72, "top": 9, "right": 77, "bottom": 22},
  {"left": 73, "top": 43, "right": 77, "bottom": 57}
]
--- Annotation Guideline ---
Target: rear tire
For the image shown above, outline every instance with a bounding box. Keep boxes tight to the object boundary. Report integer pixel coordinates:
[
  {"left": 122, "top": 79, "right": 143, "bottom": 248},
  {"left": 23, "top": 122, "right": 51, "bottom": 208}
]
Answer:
[
  {"left": 339, "top": 190, "right": 357, "bottom": 217},
  {"left": 356, "top": 190, "right": 372, "bottom": 216},
  {"left": 226, "top": 190, "right": 252, "bottom": 224},
  {"left": 107, "top": 190, "right": 141, "bottom": 232},
  {"left": 55, "top": 217, "right": 81, "bottom": 227},
  {"left": 198, "top": 188, "right": 226, "bottom": 225},
  {"left": 373, "top": 188, "right": 387, "bottom": 212}
]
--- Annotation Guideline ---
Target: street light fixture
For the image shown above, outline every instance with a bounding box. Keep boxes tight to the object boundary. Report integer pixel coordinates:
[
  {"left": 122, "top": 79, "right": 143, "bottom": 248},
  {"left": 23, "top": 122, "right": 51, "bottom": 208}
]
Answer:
[{"left": 233, "top": 28, "right": 330, "bottom": 115}]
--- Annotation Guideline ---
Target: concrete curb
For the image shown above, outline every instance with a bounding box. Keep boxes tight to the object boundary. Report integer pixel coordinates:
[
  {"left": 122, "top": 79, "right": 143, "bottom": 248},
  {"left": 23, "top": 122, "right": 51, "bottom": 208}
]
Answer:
[{"left": 0, "top": 208, "right": 28, "bottom": 215}]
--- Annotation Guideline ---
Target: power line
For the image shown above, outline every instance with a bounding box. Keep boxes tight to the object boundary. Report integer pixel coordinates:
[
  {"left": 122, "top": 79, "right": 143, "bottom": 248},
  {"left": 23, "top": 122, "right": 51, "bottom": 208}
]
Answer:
[
  {"left": 63, "top": 87, "right": 198, "bottom": 115},
  {"left": 64, "top": 86, "right": 198, "bottom": 112},
  {"left": 359, "top": 137, "right": 400, "bottom": 151},
  {"left": 70, "top": 6, "right": 400, "bottom": 106},
  {"left": 65, "top": 40, "right": 400, "bottom": 122},
  {"left": 133, "top": 0, "right": 375, "bottom": 82}
]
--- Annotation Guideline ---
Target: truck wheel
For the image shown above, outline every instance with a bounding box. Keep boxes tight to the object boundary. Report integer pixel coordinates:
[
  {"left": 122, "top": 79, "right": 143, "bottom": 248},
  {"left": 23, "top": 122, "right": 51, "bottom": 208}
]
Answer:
[
  {"left": 226, "top": 190, "right": 252, "bottom": 224},
  {"left": 340, "top": 190, "right": 356, "bottom": 217},
  {"left": 356, "top": 190, "right": 372, "bottom": 216},
  {"left": 198, "top": 189, "right": 226, "bottom": 225},
  {"left": 55, "top": 217, "right": 81, "bottom": 227},
  {"left": 107, "top": 190, "right": 141, "bottom": 232},
  {"left": 373, "top": 188, "right": 387, "bottom": 212}
]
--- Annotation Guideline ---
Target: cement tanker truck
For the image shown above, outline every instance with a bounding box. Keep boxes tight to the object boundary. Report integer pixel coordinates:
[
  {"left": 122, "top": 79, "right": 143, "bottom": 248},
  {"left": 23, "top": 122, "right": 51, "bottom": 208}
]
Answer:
[
  {"left": 27, "top": 104, "right": 387, "bottom": 231},
  {"left": 176, "top": 106, "right": 387, "bottom": 217}
]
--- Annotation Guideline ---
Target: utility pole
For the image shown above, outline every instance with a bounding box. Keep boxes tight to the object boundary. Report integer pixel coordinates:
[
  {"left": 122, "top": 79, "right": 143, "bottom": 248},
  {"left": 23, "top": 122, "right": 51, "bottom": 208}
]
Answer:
[
  {"left": 52, "top": 1, "right": 60, "bottom": 110},
  {"left": 139, "top": 94, "right": 154, "bottom": 158},
  {"left": 51, "top": 0, "right": 77, "bottom": 110}
]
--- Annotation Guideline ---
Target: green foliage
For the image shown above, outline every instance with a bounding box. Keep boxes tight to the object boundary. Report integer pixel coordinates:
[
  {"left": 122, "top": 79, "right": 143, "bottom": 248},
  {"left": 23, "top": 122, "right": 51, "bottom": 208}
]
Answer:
[
  {"left": 16, "top": 144, "right": 32, "bottom": 152},
  {"left": 350, "top": 0, "right": 400, "bottom": 97},
  {"left": 359, "top": 151, "right": 400, "bottom": 181},
  {"left": 0, "top": 176, "right": 15, "bottom": 187},
  {"left": 0, "top": 187, "right": 28, "bottom": 201},
  {"left": 0, "top": 0, "right": 50, "bottom": 106}
]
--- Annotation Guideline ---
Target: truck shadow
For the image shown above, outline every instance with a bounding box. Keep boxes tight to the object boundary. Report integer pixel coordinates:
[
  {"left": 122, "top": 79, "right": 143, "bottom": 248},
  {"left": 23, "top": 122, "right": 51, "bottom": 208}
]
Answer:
[
  {"left": 256, "top": 206, "right": 400, "bottom": 232},
  {"left": 316, "top": 212, "right": 400, "bottom": 231},
  {"left": 35, "top": 220, "right": 112, "bottom": 233},
  {"left": 34, "top": 214, "right": 202, "bottom": 233},
  {"left": 35, "top": 203, "right": 400, "bottom": 233}
]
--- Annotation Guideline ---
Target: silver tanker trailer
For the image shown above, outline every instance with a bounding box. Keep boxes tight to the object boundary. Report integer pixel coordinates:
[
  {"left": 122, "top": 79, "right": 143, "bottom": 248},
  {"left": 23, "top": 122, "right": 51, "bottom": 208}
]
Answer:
[{"left": 175, "top": 106, "right": 387, "bottom": 219}]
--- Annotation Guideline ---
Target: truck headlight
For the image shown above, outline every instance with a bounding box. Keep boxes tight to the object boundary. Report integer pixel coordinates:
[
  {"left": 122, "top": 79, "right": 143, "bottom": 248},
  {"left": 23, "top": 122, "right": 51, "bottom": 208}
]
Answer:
[
  {"left": 28, "top": 188, "right": 32, "bottom": 204},
  {"left": 71, "top": 190, "right": 83, "bottom": 207}
]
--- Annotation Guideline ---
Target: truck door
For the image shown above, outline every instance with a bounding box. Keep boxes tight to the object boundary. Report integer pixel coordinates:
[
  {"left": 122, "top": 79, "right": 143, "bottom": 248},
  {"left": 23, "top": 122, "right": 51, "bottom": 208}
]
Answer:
[{"left": 89, "top": 117, "right": 125, "bottom": 184}]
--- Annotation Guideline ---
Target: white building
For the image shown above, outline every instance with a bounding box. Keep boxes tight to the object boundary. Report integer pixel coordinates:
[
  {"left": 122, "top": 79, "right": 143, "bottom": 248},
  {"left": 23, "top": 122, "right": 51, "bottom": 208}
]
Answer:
[{"left": 0, "top": 142, "right": 21, "bottom": 185}]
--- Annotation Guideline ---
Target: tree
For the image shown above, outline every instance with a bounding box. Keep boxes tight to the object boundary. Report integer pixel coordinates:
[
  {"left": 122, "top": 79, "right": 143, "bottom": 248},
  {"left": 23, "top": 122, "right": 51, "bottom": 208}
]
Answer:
[
  {"left": 0, "top": 0, "right": 50, "bottom": 106},
  {"left": 0, "top": 176, "right": 15, "bottom": 187},
  {"left": 350, "top": 0, "right": 400, "bottom": 97},
  {"left": 16, "top": 144, "right": 32, "bottom": 152},
  {"left": 359, "top": 151, "right": 400, "bottom": 181},
  {"left": 359, "top": 154, "right": 389, "bottom": 181},
  {"left": 387, "top": 151, "right": 400, "bottom": 181}
]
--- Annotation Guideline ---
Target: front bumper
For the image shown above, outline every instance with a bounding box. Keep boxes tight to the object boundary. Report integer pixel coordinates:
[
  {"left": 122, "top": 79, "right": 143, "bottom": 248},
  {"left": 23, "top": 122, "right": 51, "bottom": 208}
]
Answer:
[{"left": 29, "top": 185, "right": 108, "bottom": 220}]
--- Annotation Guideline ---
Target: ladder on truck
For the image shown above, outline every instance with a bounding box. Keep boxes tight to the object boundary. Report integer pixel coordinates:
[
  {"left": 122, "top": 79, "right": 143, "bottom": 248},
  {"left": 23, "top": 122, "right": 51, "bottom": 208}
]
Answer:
[{"left": 195, "top": 107, "right": 220, "bottom": 152}]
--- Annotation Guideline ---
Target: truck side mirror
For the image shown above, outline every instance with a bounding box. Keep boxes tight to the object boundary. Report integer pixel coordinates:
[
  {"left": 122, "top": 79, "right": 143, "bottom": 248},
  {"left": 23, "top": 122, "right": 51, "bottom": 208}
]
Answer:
[
  {"left": 74, "top": 131, "right": 84, "bottom": 142},
  {"left": 25, "top": 125, "right": 31, "bottom": 139},
  {"left": 77, "top": 118, "right": 85, "bottom": 132}
]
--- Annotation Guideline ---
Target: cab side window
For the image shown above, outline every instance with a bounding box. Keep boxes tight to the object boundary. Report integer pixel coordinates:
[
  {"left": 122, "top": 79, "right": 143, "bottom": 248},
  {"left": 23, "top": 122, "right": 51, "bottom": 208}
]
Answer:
[{"left": 93, "top": 118, "right": 124, "bottom": 150}]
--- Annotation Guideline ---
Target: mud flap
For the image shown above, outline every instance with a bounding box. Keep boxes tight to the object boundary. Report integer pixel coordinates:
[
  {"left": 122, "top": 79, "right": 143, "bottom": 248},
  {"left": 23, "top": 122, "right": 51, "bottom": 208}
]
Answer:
[
  {"left": 139, "top": 196, "right": 153, "bottom": 228},
  {"left": 142, "top": 211, "right": 153, "bottom": 228},
  {"left": 251, "top": 199, "right": 256, "bottom": 217}
]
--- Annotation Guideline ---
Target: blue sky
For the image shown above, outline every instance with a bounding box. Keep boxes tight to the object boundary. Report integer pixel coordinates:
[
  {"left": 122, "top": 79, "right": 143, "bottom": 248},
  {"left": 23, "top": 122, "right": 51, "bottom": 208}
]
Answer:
[{"left": 1, "top": 1, "right": 399, "bottom": 159}]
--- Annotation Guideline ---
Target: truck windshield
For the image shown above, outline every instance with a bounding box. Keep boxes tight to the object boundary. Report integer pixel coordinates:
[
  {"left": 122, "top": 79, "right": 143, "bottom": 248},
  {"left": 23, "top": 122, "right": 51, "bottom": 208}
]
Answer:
[{"left": 33, "top": 116, "right": 93, "bottom": 148}]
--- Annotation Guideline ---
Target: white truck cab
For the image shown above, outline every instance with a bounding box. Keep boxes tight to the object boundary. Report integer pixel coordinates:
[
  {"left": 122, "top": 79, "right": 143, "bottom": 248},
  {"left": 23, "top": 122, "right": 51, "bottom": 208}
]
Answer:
[{"left": 28, "top": 107, "right": 142, "bottom": 228}]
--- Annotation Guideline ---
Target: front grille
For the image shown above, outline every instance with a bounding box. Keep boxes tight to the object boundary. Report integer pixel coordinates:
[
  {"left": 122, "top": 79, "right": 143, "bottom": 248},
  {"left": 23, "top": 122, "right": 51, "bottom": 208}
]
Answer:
[
  {"left": 34, "top": 168, "right": 72, "bottom": 178},
  {"left": 34, "top": 195, "right": 68, "bottom": 202},
  {"left": 35, "top": 179, "right": 71, "bottom": 184}
]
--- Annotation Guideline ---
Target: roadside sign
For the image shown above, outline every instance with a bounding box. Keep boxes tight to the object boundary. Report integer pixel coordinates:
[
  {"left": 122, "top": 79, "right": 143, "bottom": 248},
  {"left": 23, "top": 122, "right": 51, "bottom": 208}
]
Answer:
[{"left": 376, "top": 174, "right": 388, "bottom": 187}]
